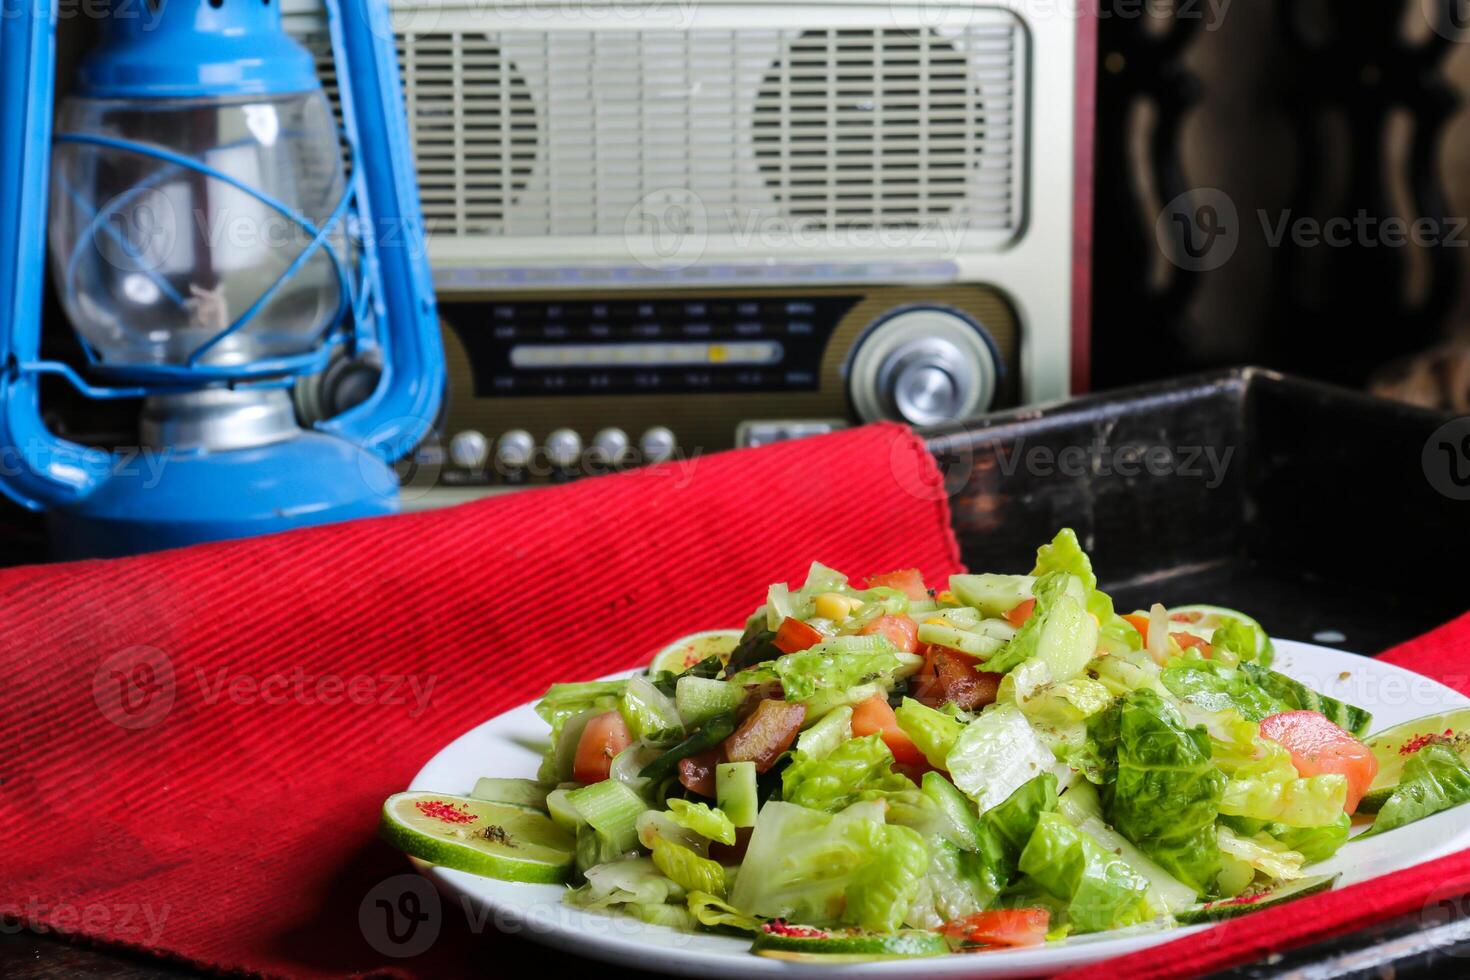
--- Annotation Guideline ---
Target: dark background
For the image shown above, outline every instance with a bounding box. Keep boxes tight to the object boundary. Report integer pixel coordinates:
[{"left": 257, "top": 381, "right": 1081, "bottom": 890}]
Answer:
[{"left": 1092, "top": 0, "right": 1470, "bottom": 394}]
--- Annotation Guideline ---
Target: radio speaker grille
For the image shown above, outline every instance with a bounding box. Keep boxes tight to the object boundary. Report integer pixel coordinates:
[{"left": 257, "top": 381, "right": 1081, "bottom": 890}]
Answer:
[{"left": 300, "top": 17, "right": 1021, "bottom": 241}]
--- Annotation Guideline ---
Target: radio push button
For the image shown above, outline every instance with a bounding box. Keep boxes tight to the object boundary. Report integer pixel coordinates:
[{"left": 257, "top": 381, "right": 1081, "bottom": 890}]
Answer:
[
  {"left": 639, "top": 426, "right": 676, "bottom": 465},
  {"left": 495, "top": 429, "right": 535, "bottom": 472},
  {"left": 448, "top": 430, "right": 490, "bottom": 469},
  {"left": 587, "top": 428, "right": 630, "bottom": 473},
  {"left": 546, "top": 428, "right": 583, "bottom": 470}
]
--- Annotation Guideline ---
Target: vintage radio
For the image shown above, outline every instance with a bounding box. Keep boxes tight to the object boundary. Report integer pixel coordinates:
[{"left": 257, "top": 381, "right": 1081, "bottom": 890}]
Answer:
[{"left": 282, "top": 0, "right": 1095, "bottom": 486}]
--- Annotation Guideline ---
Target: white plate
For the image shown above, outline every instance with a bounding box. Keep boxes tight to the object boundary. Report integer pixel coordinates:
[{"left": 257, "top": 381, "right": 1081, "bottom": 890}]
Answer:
[{"left": 408, "top": 640, "right": 1470, "bottom": 978}]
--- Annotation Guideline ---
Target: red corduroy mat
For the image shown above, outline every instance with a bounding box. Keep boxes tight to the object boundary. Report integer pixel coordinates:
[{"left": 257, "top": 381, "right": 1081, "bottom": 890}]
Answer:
[{"left": 0, "top": 422, "right": 961, "bottom": 977}]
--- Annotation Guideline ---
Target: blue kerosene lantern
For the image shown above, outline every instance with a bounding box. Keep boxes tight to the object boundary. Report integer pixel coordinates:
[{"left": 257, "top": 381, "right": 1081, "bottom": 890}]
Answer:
[{"left": 0, "top": 0, "right": 444, "bottom": 557}]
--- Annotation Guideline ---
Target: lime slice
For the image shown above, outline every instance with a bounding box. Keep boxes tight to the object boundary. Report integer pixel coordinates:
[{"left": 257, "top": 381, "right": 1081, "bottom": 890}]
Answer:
[
  {"left": 649, "top": 630, "right": 742, "bottom": 675},
  {"left": 1168, "top": 604, "right": 1266, "bottom": 638},
  {"left": 381, "top": 791, "right": 575, "bottom": 883},
  {"left": 1175, "top": 874, "right": 1338, "bottom": 924},
  {"left": 751, "top": 928, "right": 949, "bottom": 961},
  {"left": 1363, "top": 707, "right": 1470, "bottom": 794}
]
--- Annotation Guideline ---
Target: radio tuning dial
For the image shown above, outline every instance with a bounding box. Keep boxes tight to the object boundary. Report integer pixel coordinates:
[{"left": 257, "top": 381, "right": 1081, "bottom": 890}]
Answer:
[
  {"left": 448, "top": 430, "right": 490, "bottom": 469},
  {"left": 496, "top": 429, "right": 535, "bottom": 470},
  {"left": 640, "top": 426, "right": 676, "bottom": 464},
  {"left": 546, "top": 428, "right": 583, "bottom": 469},
  {"left": 848, "top": 307, "right": 999, "bottom": 427}
]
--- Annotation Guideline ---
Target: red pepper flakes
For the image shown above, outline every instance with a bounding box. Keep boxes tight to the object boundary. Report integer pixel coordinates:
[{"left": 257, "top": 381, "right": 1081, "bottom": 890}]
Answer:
[
  {"left": 416, "top": 799, "right": 477, "bottom": 825},
  {"left": 1400, "top": 730, "right": 1456, "bottom": 756},
  {"left": 762, "top": 920, "right": 828, "bottom": 939}
]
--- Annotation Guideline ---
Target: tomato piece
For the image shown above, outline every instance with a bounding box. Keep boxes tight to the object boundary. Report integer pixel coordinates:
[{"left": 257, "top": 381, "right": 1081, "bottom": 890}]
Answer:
[
  {"left": 939, "top": 908, "right": 1050, "bottom": 948},
  {"left": 708, "top": 826, "right": 754, "bottom": 864},
  {"left": 865, "top": 568, "right": 929, "bottom": 601},
  {"left": 573, "top": 711, "right": 632, "bottom": 784},
  {"left": 1172, "top": 631, "right": 1212, "bottom": 657},
  {"left": 860, "top": 614, "right": 919, "bottom": 653},
  {"left": 773, "top": 617, "right": 824, "bottom": 654},
  {"left": 851, "top": 694, "right": 927, "bottom": 768},
  {"left": 723, "top": 699, "right": 806, "bottom": 772},
  {"left": 1260, "top": 710, "right": 1379, "bottom": 814},
  {"left": 1122, "top": 613, "right": 1151, "bottom": 636},
  {"left": 917, "top": 650, "right": 1000, "bottom": 711},
  {"left": 1004, "top": 599, "right": 1037, "bottom": 628},
  {"left": 678, "top": 748, "right": 721, "bottom": 797}
]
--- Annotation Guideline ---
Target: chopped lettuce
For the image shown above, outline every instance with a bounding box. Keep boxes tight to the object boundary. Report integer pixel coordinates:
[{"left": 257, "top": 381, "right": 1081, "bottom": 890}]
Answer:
[
  {"left": 946, "top": 703, "right": 1073, "bottom": 813},
  {"left": 794, "top": 704, "right": 853, "bottom": 759},
  {"left": 1060, "top": 780, "right": 1198, "bottom": 913},
  {"left": 567, "top": 856, "right": 683, "bottom": 910},
  {"left": 978, "top": 572, "right": 1088, "bottom": 676},
  {"left": 1363, "top": 743, "right": 1470, "bottom": 838},
  {"left": 904, "top": 839, "right": 1000, "bottom": 930},
  {"left": 1216, "top": 825, "right": 1304, "bottom": 882},
  {"left": 842, "top": 823, "right": 931, "bottom": 932},
  {"left": 665, "top": 799, "right": 736, "bottom": 845},
  {"left": 686, "top": 891, "right": 762, "bottom": 934},
  {"left": 1210, "top": 710, "right": 1349, "bottom": 827},
  {"left": 1031, "top": 527, "right": 1138, "bottom": 658},
  {"left": 976, "top": 772, "right": 1060, "bottom": 886},
  {"left": 651, "top": 836, "right": 727, "bottom": 897},
  {"left": 1270, "top": 813, "right": 1351, "bottom": 864},
  {"left": 948, "top": 573, "right": 1036, "bottom": 617},
  {"left": 535, "top": 679, "right": 628, "bottom": 729},
  {"left": 1160, "top": 659, "right": 1284, "bottom": 720},
  {"left": 769, "top": 636, "right": 914, "bottom": 706},
  {"left": 895, "top": 697, "right": 965, "bottom": 769},
  {"left": 1018, "top": 812, "right": 1154, "bottom": 933},
  {"left": 1211, "top": 618, "right": 1274, "bottom": 667},
  {"left": 729, "top": 802, "right": 910, "bottom": 926},
  {"left": 1104, "top": 689, "right": 1225, "bottom": 895},
  {"left": 782, "top": 733, "right": 909, "bottom": 812}
]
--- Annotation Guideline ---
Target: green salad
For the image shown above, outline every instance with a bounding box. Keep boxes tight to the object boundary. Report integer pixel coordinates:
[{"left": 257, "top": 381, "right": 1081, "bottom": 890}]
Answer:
[{"left": 383, "top": 529, "right": 1470, "bottom": 959}]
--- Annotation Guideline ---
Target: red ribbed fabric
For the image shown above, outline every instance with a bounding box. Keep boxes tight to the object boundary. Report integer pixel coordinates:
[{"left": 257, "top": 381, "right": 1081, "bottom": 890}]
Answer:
[
  {"left": 0, "top": 422, "right": 962, "bottom": 977},
  {"left": 1056, "top": 610, "right": 1470, "bottom": 980}
]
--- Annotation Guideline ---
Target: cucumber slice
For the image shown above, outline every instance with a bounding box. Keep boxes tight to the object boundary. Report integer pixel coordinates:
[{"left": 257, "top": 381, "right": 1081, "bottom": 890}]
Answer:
[
  {"left": 470, "top": 777, "right": 552, "bottom": 812},
  {"left": 545, "top": 787, "right": 585, "bottom": 833},
  {"left": 949, "top": 573, "right": 1035, "bottom": 617},
  {"left": 916, "top": 622, "right": 1003, "bottom": 659},
  {"left": 675, "top": 676, "right": 742, "bottom": 728},
  {"left": 1363, "top": 707, "right": 1470, "bottom": 795},
  {"left": 1175, "top": 873, "right": 1338, "bottom": 924},
  {"left": 381, "top": 792, "right": 575, "bottom": 883},
  {"left": 717, "top": 761, "right": 759, "bottom": 828},
  {"left": 751, "top": 927, "right": 950, "bottom": 960},
  {"left": 650, "top": 630, "right": 742, "bottom": 675}
]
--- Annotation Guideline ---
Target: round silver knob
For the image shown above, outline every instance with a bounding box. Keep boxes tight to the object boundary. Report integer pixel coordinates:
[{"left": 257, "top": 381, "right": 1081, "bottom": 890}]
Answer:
[
  {"left": 848, "top": 307, "right": 998, "bottom": 426},
  {"left": 495, "top": 429, "right": 535, "bottom": 470},
  {"left": 639, "top": 426, "right": 676, "bottom": 464},
  {"left": 587, "top": 427, "right": 630, "bottom": 468},
  {"left": 546, "top": 428, "right": 583, "bottom": 468},
  {"left": 448, "top": 429, "right": 490, "bottom": 468}
]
